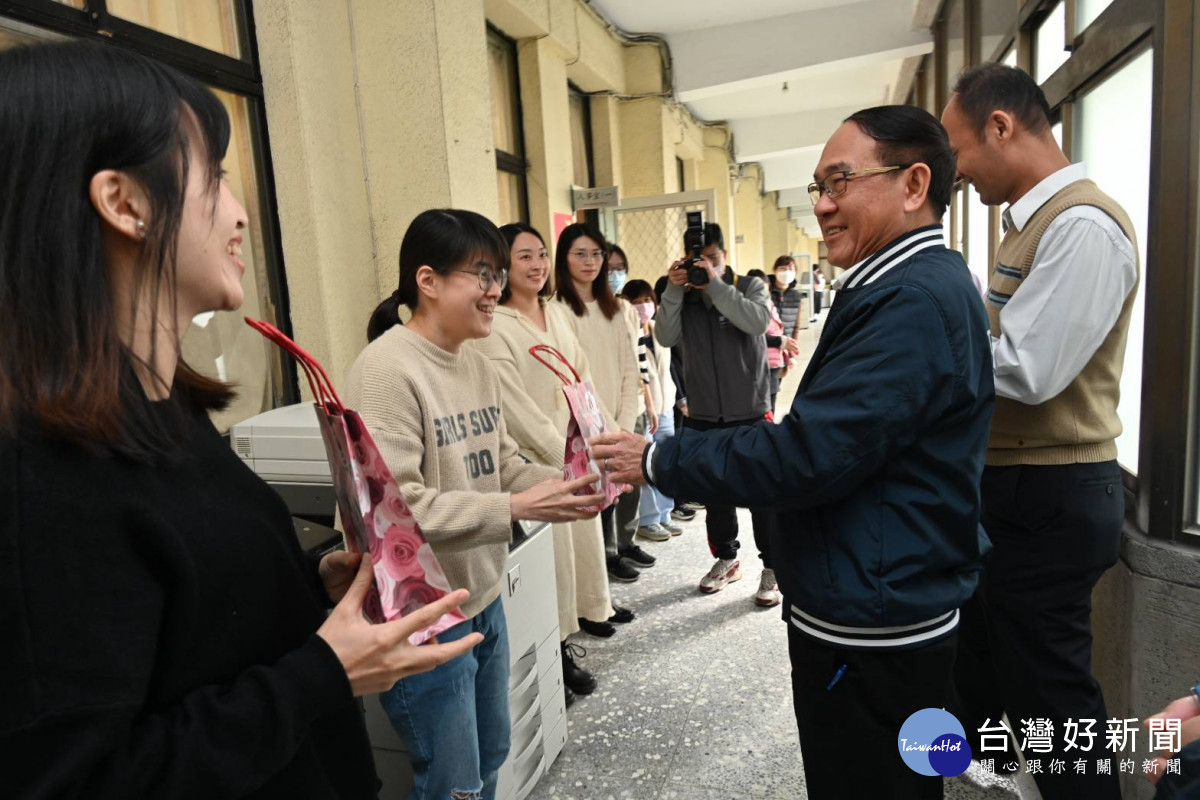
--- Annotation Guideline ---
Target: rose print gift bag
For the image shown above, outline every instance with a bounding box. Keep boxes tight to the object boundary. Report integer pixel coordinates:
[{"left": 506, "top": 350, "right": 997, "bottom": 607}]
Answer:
[
  {"left": 246, "top": 318, "right": 464, "bottom": 644},
  {"left": 528, "top": 344, "right": 623, "bottom": 512}
]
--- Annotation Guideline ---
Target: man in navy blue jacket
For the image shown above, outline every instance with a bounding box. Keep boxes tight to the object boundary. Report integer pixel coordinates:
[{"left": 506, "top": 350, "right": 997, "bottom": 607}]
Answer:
[{"left": 593, "top": 105, "right": 994, "bottom": 800}]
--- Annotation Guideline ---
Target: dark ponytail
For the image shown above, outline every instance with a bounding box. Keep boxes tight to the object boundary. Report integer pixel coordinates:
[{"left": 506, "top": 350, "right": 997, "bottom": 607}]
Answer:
[
  {"left": 366, "top": 289, "right": 404, "bottom": 343},
  {"left": 367, "top": 209, "right": 507, "bottom": 342}
]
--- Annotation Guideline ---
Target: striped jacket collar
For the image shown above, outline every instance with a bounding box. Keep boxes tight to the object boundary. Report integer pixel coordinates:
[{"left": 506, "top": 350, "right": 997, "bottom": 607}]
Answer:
[{"left": 831, "top": 224, "right": 946, "bottom": 291}]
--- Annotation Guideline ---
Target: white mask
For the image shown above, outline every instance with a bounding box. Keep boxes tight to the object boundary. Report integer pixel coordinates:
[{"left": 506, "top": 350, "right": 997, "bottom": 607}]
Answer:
[{"left": 775, "top": 270, "right": 795, "bottom": 286}]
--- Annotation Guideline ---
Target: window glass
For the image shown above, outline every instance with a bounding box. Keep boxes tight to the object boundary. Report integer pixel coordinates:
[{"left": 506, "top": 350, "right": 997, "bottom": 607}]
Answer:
[
  {"left": 1076, "top": 0, "right": 1115, "bottom": 34},
  {"left": 569, "top": 90, "right": 593, "bottom": 188},
  {"left": 488, "top": 30, "right": 521, "bottom": 157},
  {"left": 180, "top": 88, "right": 274, "bottom": 432},
  {"left": 946, "top": 186, "right": 963, "bottom": 251},
  {"left": 1003, "top": 47, "right": 1018, "bottom": 67},
  {"left": 107, "top": 0, "right": 242, "bottom": 58},
  {"left": 1074, "top": 48, "right": 1153, "bottom": 472},
  {"left": 497, "top": 169, "right": 527, "bottom": 226},
  {"left": 0, "top": 16, "right": 60, "bottom": 47},
  {"left": 921, "top": 55, "right": 935, "bottom": 112},
  {"left": 966, "top": 185, "right": 990, "bottom": 291},
  {"left": 1035, "top": 1, "right": 1069, "bottom": 84}
]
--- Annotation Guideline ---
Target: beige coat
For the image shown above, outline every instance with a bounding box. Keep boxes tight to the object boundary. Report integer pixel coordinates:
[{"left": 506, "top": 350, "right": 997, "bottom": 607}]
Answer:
[
  {"left": 470, "top": 300, "right": 613, "bottom": 634},
  {"left": 559, "top": 298, "right": 641, "bottom": 432}
]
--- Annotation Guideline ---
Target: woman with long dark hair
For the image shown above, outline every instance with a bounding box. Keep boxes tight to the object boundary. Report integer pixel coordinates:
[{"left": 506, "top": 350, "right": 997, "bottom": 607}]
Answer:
[
  {"left": 0, "top": 41, "right": 477, "bottom": 799},
  {"left": 554, "top": 224, "right": 654, "bottom": 588},
  {"left": 349, "top": 209, "right": 602, "bottom": 799},
  {"left": 470, "top": 222, "right": 615, "bottom": 701}
]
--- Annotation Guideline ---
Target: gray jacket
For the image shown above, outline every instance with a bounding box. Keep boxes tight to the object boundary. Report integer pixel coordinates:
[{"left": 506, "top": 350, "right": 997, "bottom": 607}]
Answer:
[{"left": 654, "top": 270, "right": 771, "bottom": 423}]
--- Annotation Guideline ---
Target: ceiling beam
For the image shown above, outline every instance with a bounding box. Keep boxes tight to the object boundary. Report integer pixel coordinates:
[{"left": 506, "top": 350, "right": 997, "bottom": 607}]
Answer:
[
  {"left": 672, "top": 0, "right": 931, "bottom": 102},
  {"left": 778, "top": 187, "right": 813, "bottom": 208},
  {"left": 732, "top": 104, "right": 863, "bottom": 161}
]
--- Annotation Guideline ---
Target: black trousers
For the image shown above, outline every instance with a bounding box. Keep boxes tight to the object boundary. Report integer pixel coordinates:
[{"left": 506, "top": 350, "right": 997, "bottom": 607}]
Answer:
[
  {"left": 952, "top": 461, "right": 1123, "bottom": 800},
  {"left": 602, "top": 416, "right": 644, "bottom": 553},
  {"left": 681, "top": 416, "right": 773, "bottom": 567},
  {"left": 790, "top": 626, "right": 956, "bottom": 799}
]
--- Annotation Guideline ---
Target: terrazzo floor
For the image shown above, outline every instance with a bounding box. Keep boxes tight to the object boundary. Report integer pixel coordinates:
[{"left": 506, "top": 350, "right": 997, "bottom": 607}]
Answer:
[{"left": 526, "top": 307, "right": 1029, "bottom": 800}]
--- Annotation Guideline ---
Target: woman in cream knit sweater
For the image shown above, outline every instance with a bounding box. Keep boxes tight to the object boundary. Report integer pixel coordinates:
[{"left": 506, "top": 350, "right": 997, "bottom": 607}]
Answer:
[
  {"left": 470, "top": 223, "right": 615, "bottom": 703},
  {"left": 553, "top": 223, "right": 654, "bottom": 586}
]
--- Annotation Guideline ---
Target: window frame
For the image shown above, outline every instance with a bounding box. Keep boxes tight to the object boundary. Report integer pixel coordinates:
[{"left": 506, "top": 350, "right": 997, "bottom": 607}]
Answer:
[
  {"left": 0, "top": 0, "right": 300, "bottom": 410},
  {"left": 1022, "top": 0, "right": 1200, "bottom": 541},
  {"left": 922, "top": 0, "right": 1199, "bottom": 541}
]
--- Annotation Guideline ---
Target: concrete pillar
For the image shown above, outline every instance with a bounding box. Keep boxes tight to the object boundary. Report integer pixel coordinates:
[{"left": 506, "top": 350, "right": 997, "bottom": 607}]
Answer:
[
  {"left": 519, "top": 35, "right": 574, "bottom": 240},
  {"left": 697, "top": 127, "right": 736, "bottom": 245},
  {"left": 257, "top": 0, "right": 497, "bottom": 387},
  {"left": 590, "top": 94, "right": 623, "bottom": 191},
  {"left": 618, "top": 97, "right": 673, "bottom": 198},
  {"left": 255, "top": 0, "right": 377, "bottom": 388},
  {"left": 733, "top": 165, "right": 764, "bottom": 272},
  {"left": 351, "top": 0, "right": 498, "bottom": 287}
]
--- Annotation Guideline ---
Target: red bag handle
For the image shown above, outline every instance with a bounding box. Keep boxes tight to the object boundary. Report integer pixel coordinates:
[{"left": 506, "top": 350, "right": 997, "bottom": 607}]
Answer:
[
  {"left": 528, "top": 345, "right": 582, "bottom": 386},
  {"left": 244, "top": 317, "right": 344, "bottom": 413}
]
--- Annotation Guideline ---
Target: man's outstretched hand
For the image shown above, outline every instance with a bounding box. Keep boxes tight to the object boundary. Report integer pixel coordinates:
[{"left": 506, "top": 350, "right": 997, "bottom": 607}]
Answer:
[{"left": 590, "top": 431, "right": 651, "bottom": 486}]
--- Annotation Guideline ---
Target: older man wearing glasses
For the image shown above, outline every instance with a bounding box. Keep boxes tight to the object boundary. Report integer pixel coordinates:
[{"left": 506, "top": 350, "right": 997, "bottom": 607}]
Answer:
[{"left": 593, "top": 105, "right": 995, "bottom": 800}]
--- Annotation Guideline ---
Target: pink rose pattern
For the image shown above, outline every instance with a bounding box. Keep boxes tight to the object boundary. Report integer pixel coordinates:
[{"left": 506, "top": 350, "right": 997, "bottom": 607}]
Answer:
[
  {"left": 316, "top": 406, "right": 465, "bottom": 645},
  {"left": 560, "top": 379, "right": 622, "bottom": 512}
]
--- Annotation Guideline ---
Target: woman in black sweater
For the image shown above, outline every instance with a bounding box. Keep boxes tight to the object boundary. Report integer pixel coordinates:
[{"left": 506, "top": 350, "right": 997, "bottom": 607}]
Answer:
[{"left": 0, "top": 41, "right": 476, "bottom": 799}]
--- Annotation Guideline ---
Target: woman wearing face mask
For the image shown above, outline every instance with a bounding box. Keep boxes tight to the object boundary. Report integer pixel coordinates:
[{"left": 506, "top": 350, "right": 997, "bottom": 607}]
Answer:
[
  {"left": 747, "top": 268, "right": 791, "bottom": 417},
  {"left": 609, "top": 244, "right": 656, "bottom": 430},
  {"left": 555, "top": 225, "right": 655, "bottom": 586},
  {"left": 619, "top": 280, "right": 682, "bottom": 542},
  {"left": 348, "top": 210, "right": 604, "bottom": 799},
  {"left": 0, "top": 41, "right": 480, "bottom": 799},
  {"left": 770, "top": 257, "right": 805, "bottom": 386},
  {"left": 607, "top": 243, "right": 630, "bottom": 295},
  {"left": 469, "top": 222, "right": 618, "bottom": 702}
]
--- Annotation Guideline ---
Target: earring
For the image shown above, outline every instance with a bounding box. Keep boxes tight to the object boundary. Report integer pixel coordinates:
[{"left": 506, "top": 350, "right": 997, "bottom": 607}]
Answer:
[{"left": 136, "top": 219, "right": 147, "bottom": 239}]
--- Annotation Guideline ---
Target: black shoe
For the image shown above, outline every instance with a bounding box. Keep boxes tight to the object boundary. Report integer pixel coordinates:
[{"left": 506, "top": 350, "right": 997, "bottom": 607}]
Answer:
[
  {"left": 609, "top": 604, "right": 635, "bottom": 624},
  {"left": 564, "top": 684, "right": 576, "bottom": 708},
  {"left": 578, "top": 616, "right": 616, "bottom": 637},
  {"left": 607, "top": 554, "right": 640, "bottom": 582},
  {"left": 619, "top": 544, "right": 656, "bottom": 568},
  {"left": 670, "top": 507, "right": 697, "bottom": 522},
  {"left": 682, "top": 501, "right": 704, "bottom": 511},
  {"left": 561, "top": 642, "right": 597, "bottom": 695}
]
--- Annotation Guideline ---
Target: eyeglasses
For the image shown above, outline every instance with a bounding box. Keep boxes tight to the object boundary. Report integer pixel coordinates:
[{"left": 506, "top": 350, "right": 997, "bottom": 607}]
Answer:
[
  {"left": 808, "top": 165, "right": 912, "bottom": 206},
  {"left": 452, "top": 266, "right": 508, "bottom": 292},
  {"left": 569, "top": 249, "right": 606, "bottom": 263}
]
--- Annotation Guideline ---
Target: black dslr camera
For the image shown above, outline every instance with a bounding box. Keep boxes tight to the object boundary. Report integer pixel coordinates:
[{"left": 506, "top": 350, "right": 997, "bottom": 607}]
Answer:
[{"left": 683, "top": 210, "right": 709, "bottom": 286}]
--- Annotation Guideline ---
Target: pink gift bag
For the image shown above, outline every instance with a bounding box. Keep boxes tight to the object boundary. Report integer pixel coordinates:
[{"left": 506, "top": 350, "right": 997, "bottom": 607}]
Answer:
[
  {"left": 246, "top": 317, "right": 464, "bottom": 645},
  {"left": 528, "top": 344, "right": 623, "bottom": 512}
]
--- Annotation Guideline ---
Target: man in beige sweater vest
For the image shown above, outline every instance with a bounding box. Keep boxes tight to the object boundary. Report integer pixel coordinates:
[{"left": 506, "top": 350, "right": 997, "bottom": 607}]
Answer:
[{"left": 943, "top": 64, "right": 1138, "bottom": 800}]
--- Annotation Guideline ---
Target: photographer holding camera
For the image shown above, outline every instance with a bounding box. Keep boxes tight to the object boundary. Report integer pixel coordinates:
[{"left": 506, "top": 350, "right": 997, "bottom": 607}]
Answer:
[{"left": 655, "top": 220, "right": 780, "bottom": 606}]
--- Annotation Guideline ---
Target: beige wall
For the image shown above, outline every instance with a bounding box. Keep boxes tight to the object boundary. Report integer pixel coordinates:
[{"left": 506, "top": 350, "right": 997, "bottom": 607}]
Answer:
[{"left": 255, "top": 0, "right": 814, "bottom": 396}]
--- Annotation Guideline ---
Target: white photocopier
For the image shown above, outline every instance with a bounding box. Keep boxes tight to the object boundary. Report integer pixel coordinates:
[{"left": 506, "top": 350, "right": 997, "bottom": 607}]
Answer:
[{"left": 231, "top": 403, "right": 567, "bottom": 799}]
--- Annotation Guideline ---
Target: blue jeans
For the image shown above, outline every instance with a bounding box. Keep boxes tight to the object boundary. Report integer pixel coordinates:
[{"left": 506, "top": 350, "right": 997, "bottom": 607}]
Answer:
[
  {"left": 638, "top": 410, "right": 676, "bottom": 526},
  {"left": 380, "top": 596, "right": 511, "bottom": 800}
]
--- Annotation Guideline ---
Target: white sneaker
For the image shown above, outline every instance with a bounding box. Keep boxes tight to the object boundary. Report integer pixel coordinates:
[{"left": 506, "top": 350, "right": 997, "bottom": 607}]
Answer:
[
  {"left": 635, "top": 524, "right": 671, "bottom": 542},
  {"left": 754, "top": 568, "right": 782, "bottom": 607},
  {"left": 660, "top": 520, "right": 685, "bottom": 536},
  {"left": 699, "top": 558, "right": 742, "bottom": 594}
]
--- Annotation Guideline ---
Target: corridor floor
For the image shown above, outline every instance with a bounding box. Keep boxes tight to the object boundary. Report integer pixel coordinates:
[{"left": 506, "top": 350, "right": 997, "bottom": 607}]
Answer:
[{"left": 527, "top": 307, "right": 1026, "bottom": 800}]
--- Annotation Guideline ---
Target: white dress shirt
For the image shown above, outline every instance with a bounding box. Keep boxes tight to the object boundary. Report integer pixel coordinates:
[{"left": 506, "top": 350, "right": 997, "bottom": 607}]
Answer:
[{"left": 992, "top": 163, "right": 1138, "bottom": 404}]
